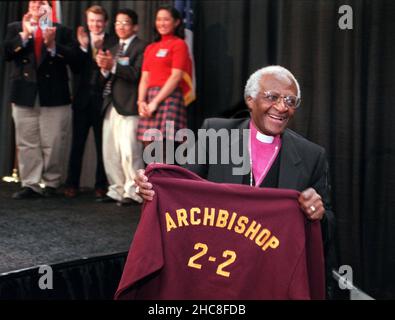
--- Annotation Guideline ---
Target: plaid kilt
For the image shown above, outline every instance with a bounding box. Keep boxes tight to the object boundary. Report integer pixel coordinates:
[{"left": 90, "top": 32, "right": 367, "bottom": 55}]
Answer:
[{"left": 137, "top": 87, "right": 187, "bottom": 141}]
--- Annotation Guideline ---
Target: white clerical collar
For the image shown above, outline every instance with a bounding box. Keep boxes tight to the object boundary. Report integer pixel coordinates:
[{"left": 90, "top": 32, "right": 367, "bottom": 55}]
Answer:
[{"left": 256, "top": 130, "right": 274, "bottom": 144}]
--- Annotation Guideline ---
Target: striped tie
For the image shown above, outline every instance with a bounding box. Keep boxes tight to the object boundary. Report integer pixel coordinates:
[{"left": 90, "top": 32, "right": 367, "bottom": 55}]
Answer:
[{"left": 103, "top": 42, "right": 125, "bottom": 97}]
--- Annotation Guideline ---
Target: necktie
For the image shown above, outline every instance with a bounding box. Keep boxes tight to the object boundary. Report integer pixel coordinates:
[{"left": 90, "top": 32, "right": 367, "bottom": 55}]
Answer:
[
  {"left": 103, "top": 42, "right": 126, "bottom": 97},
  {"left": 34, "top": 26, "right": 43, "bottom": 64}
]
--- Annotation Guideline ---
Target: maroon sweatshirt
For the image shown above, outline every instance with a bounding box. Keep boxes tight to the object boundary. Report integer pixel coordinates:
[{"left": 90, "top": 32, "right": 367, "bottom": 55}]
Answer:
[{"left": 115, "top": 164, "right": 325, "bottom": 300}]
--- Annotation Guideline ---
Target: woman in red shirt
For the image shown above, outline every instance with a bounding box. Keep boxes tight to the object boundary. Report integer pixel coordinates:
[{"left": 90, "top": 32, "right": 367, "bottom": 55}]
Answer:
[{"left": 137, "top": 5, "right": 192, "bottom": 160}]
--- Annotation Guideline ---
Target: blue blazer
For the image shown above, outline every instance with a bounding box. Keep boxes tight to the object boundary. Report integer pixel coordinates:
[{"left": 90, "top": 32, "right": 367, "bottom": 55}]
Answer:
[{"left": 3, "top": 21, "right": 77, "bottom": 107}]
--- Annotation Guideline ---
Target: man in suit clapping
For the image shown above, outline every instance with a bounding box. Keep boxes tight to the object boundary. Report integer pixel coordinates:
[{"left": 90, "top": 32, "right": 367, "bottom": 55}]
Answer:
[
  {"left": 96, "top": 8, "right": 147, "bottom": 206},
  {"left": 64, "top": 5, "right": 116, "bottom": 200},
  {"left": 3, "top": 0, "right": 77, "bottom": 199}
]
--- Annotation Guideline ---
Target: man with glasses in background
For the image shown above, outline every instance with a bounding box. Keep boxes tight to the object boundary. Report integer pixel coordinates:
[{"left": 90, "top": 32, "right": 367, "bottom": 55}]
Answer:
[
  {"left": 135, "top": 65, "right": 337, "bottom": 298},
  {"left": 96, "top": 8, "right": 146, "bottom": 206}
]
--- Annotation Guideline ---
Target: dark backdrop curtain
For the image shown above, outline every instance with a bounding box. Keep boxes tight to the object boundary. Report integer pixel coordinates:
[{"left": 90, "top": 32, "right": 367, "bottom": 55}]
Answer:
[
  {"left": 192, "top": 0, "right": 395, "bottom": 299},
  {"left": 1, "top": 0, "right": 394, "bottom": 299}
]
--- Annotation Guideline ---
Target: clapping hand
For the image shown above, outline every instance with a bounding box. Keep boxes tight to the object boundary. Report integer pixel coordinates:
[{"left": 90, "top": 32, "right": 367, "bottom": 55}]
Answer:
[
  {"left": 43, "top": 26, "right": 56, "bottom": 49},
  {"left": 77, "top": 26, "right": 89, "bottom": 49},
  {"left": 21, "top": 13, "right": 34, "bottom": 38},
  {"left": 96, "top": 49, "right": 114, "bottom": 71}
]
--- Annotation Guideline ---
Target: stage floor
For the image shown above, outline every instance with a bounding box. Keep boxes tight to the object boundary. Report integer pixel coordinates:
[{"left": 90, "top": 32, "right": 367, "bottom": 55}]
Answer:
[{"left": 0, "top": 181, "right": 141, "bottom": 274}]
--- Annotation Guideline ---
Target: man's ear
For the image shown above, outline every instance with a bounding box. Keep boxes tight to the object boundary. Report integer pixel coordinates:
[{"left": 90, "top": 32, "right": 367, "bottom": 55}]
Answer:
[{"left": 246, "top": 96, "right": 254, "bottom": 111}]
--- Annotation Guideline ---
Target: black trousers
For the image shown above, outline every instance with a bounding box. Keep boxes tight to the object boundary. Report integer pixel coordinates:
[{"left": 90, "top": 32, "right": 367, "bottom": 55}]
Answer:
[{"left": 66, "top": 93, "right": 107, "bottom": 189}]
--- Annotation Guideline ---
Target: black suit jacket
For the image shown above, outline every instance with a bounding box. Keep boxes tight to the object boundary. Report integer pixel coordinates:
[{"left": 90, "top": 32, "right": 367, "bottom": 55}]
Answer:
[
  {"left": 186, "top": 117, "right": 335, "bottom": 250},
  {"left": 101, "top": 37, "right": 147, "bottom": 116},
  {"left": 3, "top": 21, "right": 77, "bottom": 107},
  {"left": 71, "top": 33, "right": 117, "bottom": 111},
  {"left": 185, "top": 117, "right": 337, "bottom": 298}
]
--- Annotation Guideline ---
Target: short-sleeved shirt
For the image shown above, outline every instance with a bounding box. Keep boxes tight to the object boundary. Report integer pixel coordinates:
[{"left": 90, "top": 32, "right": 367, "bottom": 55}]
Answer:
[{"left": 142, "top": 34, "right": 189, "bottom": 88}]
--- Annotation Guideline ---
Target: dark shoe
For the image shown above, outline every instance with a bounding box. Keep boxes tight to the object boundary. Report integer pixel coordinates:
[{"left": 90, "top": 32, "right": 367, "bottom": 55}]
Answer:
[
  {"left": 64, "top": 187, "right": 78, "bottom": 198},
  {"left": 96, "top": 195, "right": 116, "bottom": 203},
  {"left": 116, "top": 197, "right": 140, "bottom": 207},
  {"left": 43, "top": 187, "right": 57, "bottom": 197},
  {"left": 12, "top": 187, "right": 42, "bottom": 199},
  {"left": 95, "top": 188, "right": 107, "bottom": 199}
]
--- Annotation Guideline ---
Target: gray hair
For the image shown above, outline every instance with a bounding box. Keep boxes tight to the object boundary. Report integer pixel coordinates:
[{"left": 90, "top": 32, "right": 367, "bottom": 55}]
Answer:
[{"left": 244, "top": 65, "right": 301, "bottom": 100}]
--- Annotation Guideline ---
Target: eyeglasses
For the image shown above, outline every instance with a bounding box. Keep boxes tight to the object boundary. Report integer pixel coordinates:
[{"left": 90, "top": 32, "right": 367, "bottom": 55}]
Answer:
[
  {"left": 114, "top": 21, "right": 131, "bottom": 27},
  {"left": 259, "top": 91, "right": 301, "bottom": 109}
]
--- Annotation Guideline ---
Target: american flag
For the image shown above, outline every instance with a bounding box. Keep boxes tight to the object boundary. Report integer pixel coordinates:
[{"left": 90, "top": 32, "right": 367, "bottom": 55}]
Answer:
[
  {"left": 51, "top": 0, "right": 62, "bottom": 23},
  {"left": 175, "top": 0, "right": 196, "bottom": 106}
]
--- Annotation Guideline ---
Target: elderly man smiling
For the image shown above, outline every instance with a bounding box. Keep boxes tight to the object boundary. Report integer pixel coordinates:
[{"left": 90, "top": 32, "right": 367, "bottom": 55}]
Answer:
[{"left": 135, "top": 65, "right": 336, "bottom": 298}]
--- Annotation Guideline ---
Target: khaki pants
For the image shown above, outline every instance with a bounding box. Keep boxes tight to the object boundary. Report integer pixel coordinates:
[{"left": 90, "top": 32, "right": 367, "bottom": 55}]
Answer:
[
  {"left": 12, "top": 102, "right": 71, "bottom": 193},
  {"left": 102, "top": 105, "right": 143, "bottom": 202}
]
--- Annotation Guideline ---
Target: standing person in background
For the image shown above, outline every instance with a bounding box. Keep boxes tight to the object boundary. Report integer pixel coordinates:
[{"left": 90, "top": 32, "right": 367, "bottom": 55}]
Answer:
[
  {"left": 64, "top": 5, "right": 116, "bottom": 200},
  {"left": 3, "top": 0, "right": 77, "bottom": 199},
  {"left": 96, "top": 9, "right": 146, "bottom": 206},
  {"left": 137, "top": 5, "right": 193, "bottom": 162}
]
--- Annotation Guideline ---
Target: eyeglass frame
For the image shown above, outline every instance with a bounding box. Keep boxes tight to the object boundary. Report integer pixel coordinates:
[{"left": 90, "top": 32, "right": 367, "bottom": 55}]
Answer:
[
  {"left": 258, "top": 90, "right": 301, "bottom": 109},
  {"left": 114, "top": 21, "right": 132, "bottom": 27}
]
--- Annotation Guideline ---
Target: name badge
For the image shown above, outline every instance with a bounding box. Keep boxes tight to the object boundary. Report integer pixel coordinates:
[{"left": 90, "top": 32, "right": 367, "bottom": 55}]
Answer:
[
  {"left": 117, "top": 57, "right": 130, "bottom": 66},
  {"left": 156, "top": 49, "right": 168, "bottom": 57}
]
